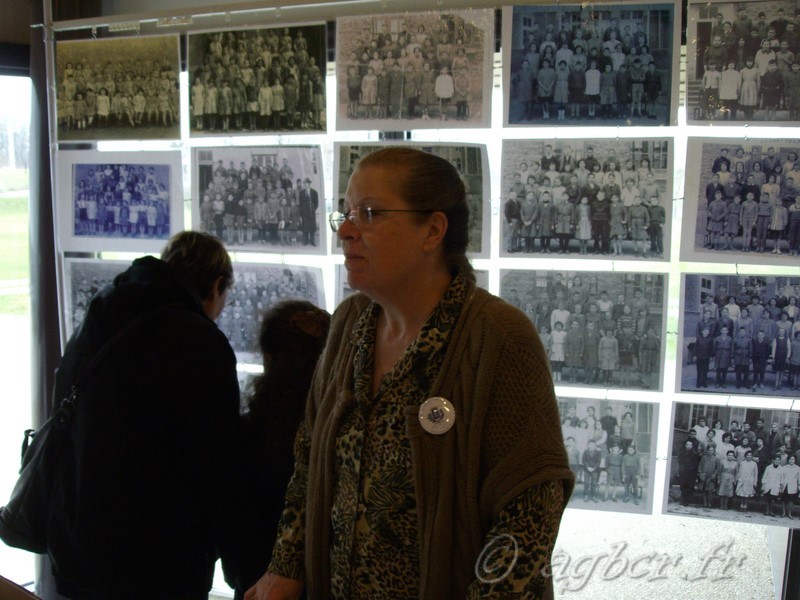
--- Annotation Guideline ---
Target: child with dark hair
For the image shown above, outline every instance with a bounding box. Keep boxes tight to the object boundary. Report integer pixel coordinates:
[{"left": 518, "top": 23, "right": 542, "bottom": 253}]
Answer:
[
  {"left": 622, "top": 444, "right": 641, "bottom": 504},
  {"left": 237, "top": 300, "right": 331, "bottom": 598},
  {"left": 698, "top": 446, "right": 720, "bottom": 508}
]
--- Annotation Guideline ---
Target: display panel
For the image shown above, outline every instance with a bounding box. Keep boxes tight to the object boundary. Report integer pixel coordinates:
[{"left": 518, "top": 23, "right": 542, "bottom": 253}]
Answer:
[
  {"left": 335, "top": 9, "right": 495, "bottom": 130},
  {"left": 55, "top": 35, "right": 181, "bottom": 141},
  {"left": 55, "top": 150, "right": 183, "bottom": 253},
  {"left": 500, "top": 138, "right": 673, "bottom": 259},
  {"left": 665, "top": 401, "right": 800, "bottom": 525},
  {"left": 677, "top": 273, "right": 800, "bottom": 397},
  {"left": 187, "top": 23, "right": 328, "bottom": 135},
  {"left": 686, "top": 0, "right": 800, "bottom": 125},
  {"left": 499, "top": 269, "right": 668, "bottom": 391},
  {"left": 681, "top": 137, "right": 800, "bottom": 263},
  {"left": 191, "top": 145, "right": 325, "bottom": 254},
  {"left": 332, "top": 142, "right": 490, "bottom": 257},
  {"left": 220, "top": 261, "right": 325, "bottom": 364},
  {"left": 559, "top": 396, "right": 658, "bottom": 514},
  {"left": 502, "top": 2, "right": 680, "bottom": 127}
]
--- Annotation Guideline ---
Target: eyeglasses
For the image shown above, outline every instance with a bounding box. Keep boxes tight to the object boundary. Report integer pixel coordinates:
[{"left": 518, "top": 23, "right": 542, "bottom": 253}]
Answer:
[{"left": 328, "top": 207, "right": 433, "bottom": 232}]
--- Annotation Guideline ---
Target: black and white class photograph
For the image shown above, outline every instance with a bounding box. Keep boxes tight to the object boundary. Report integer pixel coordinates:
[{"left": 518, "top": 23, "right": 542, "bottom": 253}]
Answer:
[
  {"left": 55, "top": 35, "right": 181, "bottom": 141},
  {"left": 56, "top": 150, "right": 183, "bottom": 253},
  {"left": 665, "top": 402, "right": 800, "bottom": 527},
  {"left": 686, "top": 0, "right": 800, "bottom": 124},
  {"left": 559, "top": 397, "right": 658, "bottom": 514},
  {"left": 678, "top": 274, "right": 800, "bottom": 398},
  {"left": 500, "top": 138, "right": 672, "bottom": 259},
  {"left": 333, "top": 142, "right": 490, "bottom": 257},
  {"left": 63, "top": 258, "right": 129, "bottom": 339},
  {"left": 499, "top": 270, "right": 667, "bottom": 391},
  {"left": 502, "top": 2, "right": 679, "bottom": 127},
  {"left": 192, "top": 145, "right": 325, "bottom": 254},
  {"left": 218, "top": 262, "right": 325, "bottom": 364},
  {"left": 335, "top": 9, "right": 495, "bottom": 130},
  {"left": 680, "top": 138, "right": 800, "bottom": 264},
  {"left": 187, "top": 24, "right": 327, "bottom": 135}
]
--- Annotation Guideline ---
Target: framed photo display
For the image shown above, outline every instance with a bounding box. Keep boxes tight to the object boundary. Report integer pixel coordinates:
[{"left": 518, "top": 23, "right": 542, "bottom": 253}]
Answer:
[
  {"left": 686, "top": 0, "right": 800, "bottom": 125},
  {"left": 220, "top": 261, "right": 326, "bottom": 364},
  {"left": 559, "top": 396, "right": 658, "bottom": 514},
  {"left": 500, "top": 138, "right": 673, "bottom": 260},
  {"left": 191, "top": 145, "right": 325, "bottom": 254},
  {"left": 187, "top": 23, "right": 328, "bottom": 136},
  {"left": 664, "top": 401, "right": 800, "bottom": 525},
  {"left": 680, "top": 137, "right": 800, "bottom": 264},
  {"left": 502, "top": 1, "right": 680, "bottom": 126},
  {"left": 335, "top": 9, "right": 495, "bottom": 130},
  {"left": 677, "top": 273, "right": 800, "bottom": 398},
  {"left": 332, "top": 142, "right": 490, "bottom": 257},
  {"left": 55, "top": 35, "right": 181, "bottom": 142},
  {"left": 499, "top": 269, "right": 668, "bottom": 392},
  {"left": 62, "top": 258, "right": 129, "bottom": 340},
  {"left": 55, "top": 150, "right": 183, "bottom": 253}
]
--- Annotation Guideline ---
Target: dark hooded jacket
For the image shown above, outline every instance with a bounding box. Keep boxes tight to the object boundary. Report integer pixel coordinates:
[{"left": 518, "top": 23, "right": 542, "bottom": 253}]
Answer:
[{"left": 48, "top": 256, "right": 252, "bottom": 599}]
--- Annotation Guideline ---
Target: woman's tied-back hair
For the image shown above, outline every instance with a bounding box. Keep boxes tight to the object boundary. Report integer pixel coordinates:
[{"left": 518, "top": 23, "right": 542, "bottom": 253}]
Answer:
[
  {"left": 356, "top": 146, "right": 474, "bottom": 281},
  {"left": 160, "top": 231, "right": 233, "bottom": 300}
]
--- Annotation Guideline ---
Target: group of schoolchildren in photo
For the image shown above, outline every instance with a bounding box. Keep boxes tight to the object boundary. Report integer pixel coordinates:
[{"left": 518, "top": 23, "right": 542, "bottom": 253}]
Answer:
[
  {"left": 561, "top": 405, "right": 643, "bottom": 504},
  {"left": 674, "top": 417, "right": 800, "bottom": 519},
  {"left": 689, "top": 282, "right": 800, "bottom": 392},
  {"left": 57, "top": 57, "right": 179, "bottom": 131},
  {"left": 702, "top": 146, "right": 800, "bottom": 255},
  {"left": 512, "top": 16, "right": 663, "bottom": 121},
  {"left": 190, "top": 28, "right": 325, "bottom": 133},
  {"left": 505, "top": 273, "right": 661, "bottom": 389},
  {"left": 73, "top": 164, "right": 170, "bottom": 238},
  {"left": 342, "top": 19, "right": 475, "bottom": 121},
  {"left": 698, "top": 7, "right": 800, "bottom": 120},
  {"left": 199, "top": 157, "right": 319, "bottom": 248},
  {"left": 217, "top": 270, "right": 315, "bottom": 354},
  {"left": 504, "top": 146, "right": 666, "bottom": 257}
]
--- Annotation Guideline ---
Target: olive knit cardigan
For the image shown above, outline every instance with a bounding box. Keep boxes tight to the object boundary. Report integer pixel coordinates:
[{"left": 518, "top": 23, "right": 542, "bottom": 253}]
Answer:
[{"left": 276, "top": 283, "right": 574, "bottom": 598}]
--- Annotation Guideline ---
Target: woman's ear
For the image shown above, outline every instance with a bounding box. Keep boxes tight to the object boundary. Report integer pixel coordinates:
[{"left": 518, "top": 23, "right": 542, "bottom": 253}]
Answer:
[{"left": 422, "top": 211, "right": 448, "bottom": 253}]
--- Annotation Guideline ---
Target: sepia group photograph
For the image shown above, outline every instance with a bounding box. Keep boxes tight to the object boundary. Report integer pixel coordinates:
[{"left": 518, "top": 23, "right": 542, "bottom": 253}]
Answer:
[
  {"left": 680, "top": 137, "right": 800, "bottom": 264},
  {"left": 55, "top": 150, "right": 183, "bottom": 253},
  {"left": 55, "top": 35, "right": 181, "bottom": 142},
  {"left": 335, "top": 9, "right": 495, "bottom": 130},
  {"left": 502, "top": 2, "right": 680, "bottom": 127},
  {"left": 686, "top": 0, "right": 800, "bottom": 125},
  {"left": 500, "top": 138, "right": 673, "bottom": 260},
  {"left": 191, "top": 145, "right": 325, "bottom": 254},
  {"left": 678, "top": 273, "right": 800, "bottom": 398},
  {"left": 218, "top": 262, "right": 325, "bottom": 365},
  {"left": 559, "top": 396, "right": 658, "bottom": 514},
  {"left": 187, "top": 24, "right": 328, "bottom": 136},
  {"left": 499, "top": 269, "right": 668, "bottom": 391},
  {"left": 665, "top": 401, "right": 800, "bottom": 527},
  {"left": 333, "top": 142, "right": 490, "bottom": 257}
]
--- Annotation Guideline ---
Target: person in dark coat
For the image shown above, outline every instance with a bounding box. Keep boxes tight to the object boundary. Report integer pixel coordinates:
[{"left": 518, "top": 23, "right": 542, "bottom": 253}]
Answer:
[
  {"left": 677, "top": 439, "right": 700, "bottom": 506},
  {"left": 695, "top": 325, "right": 714, "bottom": 388},
  {"left": 236, "top": 300, "right": 331, "bottom": 599},
  {"left": 298, "top": 177, "right": 319, "bottom": 246},
  {"left": 47, "top": 231, "right": 257, "bottom": 600}
]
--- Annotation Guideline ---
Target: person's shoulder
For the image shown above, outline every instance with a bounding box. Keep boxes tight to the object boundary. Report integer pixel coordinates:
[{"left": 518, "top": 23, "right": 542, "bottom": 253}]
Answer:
[{"left": 470, "top": 289, "right": 539, "bottom": 343}]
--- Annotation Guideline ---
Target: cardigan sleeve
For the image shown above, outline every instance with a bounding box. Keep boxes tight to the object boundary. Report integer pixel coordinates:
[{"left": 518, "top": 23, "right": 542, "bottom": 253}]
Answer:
[
  {"left": 266, "top": 419, "right": 310, "bottom": 581},
  {"left": 465, "top": 480, "right": 564, "bottom": 599}
]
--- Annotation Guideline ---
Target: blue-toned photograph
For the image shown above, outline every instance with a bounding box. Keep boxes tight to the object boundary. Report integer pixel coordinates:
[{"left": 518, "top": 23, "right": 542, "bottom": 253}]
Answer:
[
  {"left": 503, "top": 3, "right": 678, "bottom": 126},
  {"left": 71, "top": 162, "right": 173, "bottom": 240}
]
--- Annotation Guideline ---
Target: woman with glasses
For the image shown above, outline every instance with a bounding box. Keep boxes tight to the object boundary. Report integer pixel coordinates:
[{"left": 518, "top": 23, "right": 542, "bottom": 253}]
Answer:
[{"left": 245, "top": 146, "right": 572, "bottom": 600}]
